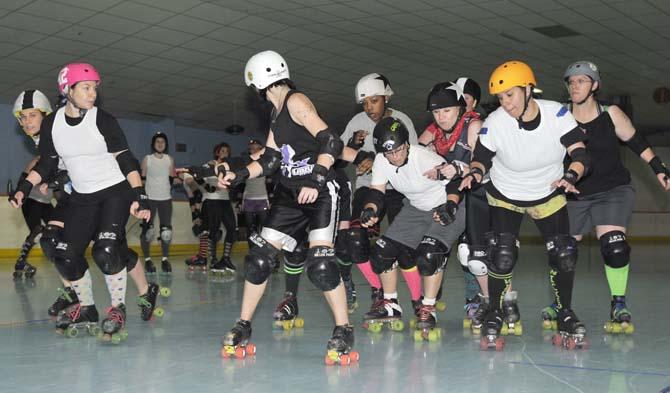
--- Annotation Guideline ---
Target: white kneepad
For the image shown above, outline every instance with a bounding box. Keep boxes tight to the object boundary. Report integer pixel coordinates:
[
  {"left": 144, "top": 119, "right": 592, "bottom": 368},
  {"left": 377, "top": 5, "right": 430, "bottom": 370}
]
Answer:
[
  {"left": 457, "top": 243, "right": 470, "bottom": 268},
  {"left": 160, "top": 227, "right": 172, "bottom": 242}
]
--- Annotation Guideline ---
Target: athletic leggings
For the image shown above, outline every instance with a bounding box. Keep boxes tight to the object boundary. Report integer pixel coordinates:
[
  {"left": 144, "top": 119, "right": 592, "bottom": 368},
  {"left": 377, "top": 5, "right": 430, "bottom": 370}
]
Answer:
[
  {"left": 202, "top": 199, "right": 237, "bottom": 257},
  {"left": 140, "top": 199, "right": 173, "bottom": 258},
  {"left": 21, "top": 198, "right": 53, "bottom": 232}
]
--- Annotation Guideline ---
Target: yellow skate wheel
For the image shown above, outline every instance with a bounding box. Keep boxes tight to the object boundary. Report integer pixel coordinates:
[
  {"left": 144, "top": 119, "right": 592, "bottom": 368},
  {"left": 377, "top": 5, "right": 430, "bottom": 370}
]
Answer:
[
  {"left": 436, "top": 328, "right": 442, "bottom": 339},
  {"left": 436, "top": 301, "right": 446, "bottom": 312},
  {"left": 501, "top": 325, "right": 509, "bottom": 336},
  {"left": 111, "top": 334, "right": 122, "bottom": 345},
  {"left": 428, "top": 329, "right": 439, "bottom": 342},
  {"left": 294, "top": 317, "right": 304, "bottom": 328},
  {"left": 611, "top": 323, "right": 623, "bottom": 334},
  {"left": 413, "top": 330, "right": 423, "bottom": 341},
  {"left": 542, "top": 320, "right": 554, "bottom": 330},
  {"left": 463, "top": 318, "right": 472, "bottom": 329},
  {"left": 282, "top": 320, "right": 294, "bottom": 331},
  {"left": 154, "top": 307, "right": 164, "bottom": 317},
  {"left": 623, "top": 323, "right": 634, "bottom": 334},
  {"left": 409, "top": 319, "right": 416, "bottom": 330},
  {"left": 368, "top": 322, "right": 382, "bottom": 333},
  {"left": 160, "top": 287, "right": 171, "bottom": 297},
  {"left": 514, "top": 323, "right": 523, "bottom": 336},
  {"left": 603, "top": 321, "right": 613, "bottom": 333},
  {"left": 390, "top": 320, "right": 404, "bottom": 331},
  {"left": 66, "top": 327, "right": 79, "bottom": 338},
  {"left": 471, "top": 327, "right": 481, "bottom": 336}
]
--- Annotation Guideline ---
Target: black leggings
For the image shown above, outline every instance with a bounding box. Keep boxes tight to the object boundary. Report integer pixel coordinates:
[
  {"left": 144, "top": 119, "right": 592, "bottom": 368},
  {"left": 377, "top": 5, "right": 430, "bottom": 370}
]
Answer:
[
  {"left": 243, "top": 210, "right": 267, "bottom": 246},
  {"left": 21, "top": 198, "right": 53, "bottom": 232},
  {"left": 465, "top": 186, "right": 490, "bottom": 245},
  {"left": 203, "top": 199, "right": 237, "bottom": 245}
]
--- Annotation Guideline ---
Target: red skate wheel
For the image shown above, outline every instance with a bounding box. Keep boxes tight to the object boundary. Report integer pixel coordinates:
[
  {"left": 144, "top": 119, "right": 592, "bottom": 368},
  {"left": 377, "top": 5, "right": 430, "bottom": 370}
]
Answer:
[
  {"left": 235, "top": 347, "right": 246, "bottom": 359},
  {"left": 349, "top": 351, "right": 359, "bottom": 362},
  {"left": 566, "top": 338, "right": 576, "bottom": 350},
  {"left": 339, "top": 354, "right": 350, "bottom": 366},
  {"left": 324, "top": 355, "right": 335, "bottom": 366},
  {"left": 552, "top": 334, "right": 563, "bottom": 346},
  {"left": 246, "top": 343, "right": 256, "bottom": 356},
  {"left": 495, "top": 337, "right": 505, "bottom": 351},
  {"left": 479, "top": 337, "right": 488, "bottom": 351},
  {"left": 221, "top": 347, "right": 230, "bottom": 358}
]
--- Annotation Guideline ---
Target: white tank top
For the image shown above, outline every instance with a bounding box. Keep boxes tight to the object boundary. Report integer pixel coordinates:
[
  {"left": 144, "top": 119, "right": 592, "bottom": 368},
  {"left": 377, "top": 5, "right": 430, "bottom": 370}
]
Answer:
[
  {"left": 145, "top": 154, "right": 172, "bottom": 200},
  {"left": 28, "top": 185, "right": 52, "bottom": 204},
  {"left": 243, "top": 176, "right": 268, "bottom": 201},
  {"left": 202, "top": 177, "right": 229, "bottom": 201}
]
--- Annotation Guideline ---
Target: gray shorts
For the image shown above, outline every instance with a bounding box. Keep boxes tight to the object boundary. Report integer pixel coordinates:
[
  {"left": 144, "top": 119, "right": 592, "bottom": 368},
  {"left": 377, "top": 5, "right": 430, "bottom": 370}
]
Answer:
[
  {"left": 384, "top": 199, "right": 466, "bottom": 250},
  {"left": 568, "top": 184, "right": 635, "bottom": 236}
]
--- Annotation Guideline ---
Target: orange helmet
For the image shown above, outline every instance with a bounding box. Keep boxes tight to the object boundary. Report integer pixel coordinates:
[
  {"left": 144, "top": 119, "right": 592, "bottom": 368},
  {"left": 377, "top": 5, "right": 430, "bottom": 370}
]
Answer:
[{"left": 488, "top": 60, "right": 537, "bottom": 94}]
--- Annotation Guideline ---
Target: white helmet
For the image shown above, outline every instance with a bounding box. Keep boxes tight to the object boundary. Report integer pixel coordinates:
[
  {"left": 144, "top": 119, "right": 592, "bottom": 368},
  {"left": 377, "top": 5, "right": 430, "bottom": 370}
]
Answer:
[
  {"left": 355, "top": 73, "right": 394, "bottom": 103},
  {"left": 13, "top": 89, "right": 52, "bottom": 119},
  {"left": 244, "top": 50, "right": 290, "bottom": 90}
]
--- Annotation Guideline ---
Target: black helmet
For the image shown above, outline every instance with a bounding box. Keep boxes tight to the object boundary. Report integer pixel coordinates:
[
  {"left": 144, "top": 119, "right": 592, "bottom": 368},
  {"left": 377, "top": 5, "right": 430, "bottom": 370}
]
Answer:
[
  {"left": 454, "top": 77, "right": 481, "bottom": 107},
  {"left": 373, "top": 117, "right": 409, "bottom": 154},
  {"left": 151, "top": 132, "right": 168, "bottom": 153},
  {"left": 426, "top": 81, "right": 466, "bottom": 111}
]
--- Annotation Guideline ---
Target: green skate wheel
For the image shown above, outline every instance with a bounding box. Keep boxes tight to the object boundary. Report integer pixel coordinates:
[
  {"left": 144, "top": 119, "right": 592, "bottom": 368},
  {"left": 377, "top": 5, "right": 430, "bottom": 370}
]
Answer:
[
  {"left": 368, "top": 322, "right": 382, "bottom": 333},
  {"left": 88, "top": 326, "right": 101, "bottom": 336},
  {"left": 120, "top": 330, "right": 129, "bottom": 340},
  {"left": 436, "top": 301, "right": 446, "bottom": 312},
  {"left": 160, "top": 287, "right": 171, "bottom": 297},
  {"left": 542, "top": 320, "right": 555, "bottom": 330},
  {"left": 428, "top": 329, "right": 439, "bottom": 342},
  {"left": 281, "top": 320, "right": 294, "bottom": 331},
  {"left": 436, "top": 328, "right": 442, "bottom": 339},
  {"left": 66, "top": 327, "right": 79, "bottom": 338},
  {"left": 294, "top": 317, "right": 304, "bottom": 328},
  {"left": 409, "top": 319, "right": 416, "bottom": 330},
  {"left": 501, "top": 325, "right": 509, "bottom": 336},
  {"left": 514, "top": 322, "right": 523, "bottom": 336},
  {"left": 611, "top": 323, "right": 623, "bottom": 334},
  {"left": 413, "top": 330, "right": 423, "bottom": 341},
  {"left": 111, "top": 334, "right": 122, "bottom": 345},
  {"left": 463, "top": 318, "right": 472, "bottom": 329},
  {"left": 154, "top": 307, "right": 164, "bottom": 317},
  {"left": 390, "top": 320, "right": 404, "bottom": 331}
]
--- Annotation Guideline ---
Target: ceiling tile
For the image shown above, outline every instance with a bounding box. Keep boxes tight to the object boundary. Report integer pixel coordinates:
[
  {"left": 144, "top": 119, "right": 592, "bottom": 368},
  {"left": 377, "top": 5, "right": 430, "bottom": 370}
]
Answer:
[
  {"left": 136, "top": 57, "right": 191, "bottom": 74},
  {"left": 316, "top": 3, "right": 369, "bottom": 18},
  {"left": 51, "top": 0, "right": 124, "bottom": 12},
  {"left": 89, "top": 47, "right": 149, "bottom": 64},
  {"left": 0, "top": 12, "right": 70, "bottom": 34},
  {"left": 229, "top": 15, "right": 289, "bottom": 35},
  {"left": 159, "top": 14, "right": 220, "bottom": 35},
  {"left": 20, "top": 0, "right": 96, "bottom": 22},
  {"left": 106, "top": 1, "right": 175, "bottom": 24},
  {"left": 184, "top": 3, "right": 247, "bottom": 24},
  {"left": 181, "top": 37, "right": 239, "bottom": 55},
  {"left": 56, "top": 25, "right": 125, "bottom": 45},
  {"left": 111, "top": 36, "right": 171, "bottom": 55},
  {"left": 158, "top": 47, "right": 215, "bottom": 65},
  {"left": 135, "top": 26, "right": 197, "bottom": 46},
  {"left": 133, "top": 0, "right": 203, "bottom": 13},
  {"left": 206, "top": 26, "right": 264, "bottom": 46},
  {"left": 32, "top": 36, "right": 100, "bottom": 55},
  {"left": 0, "top": 0, "right": 34, "bottom": 11},
  {"left": 80, "top": 13, "right": 149, "bottom": 35}
]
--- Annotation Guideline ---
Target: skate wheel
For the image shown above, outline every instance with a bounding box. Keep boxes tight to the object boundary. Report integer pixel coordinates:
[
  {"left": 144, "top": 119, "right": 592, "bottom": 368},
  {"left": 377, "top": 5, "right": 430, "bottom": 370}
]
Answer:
[
  {"left": 221, "top": 347, "right": 230, "bottom": 358},
  {"left": 294, "top": 317, "right": 304, "bottom": 328},
  {"left": 324, "top": 354, "right": 335, "bottom": 366},
  {"left": 282, "top": 320, "right": 293, "bottom": 331},
  {"left": 623, "top": 324, "right": 634, "bottom": 335},
  {"left": 552, "top": 334, "right": 563, "bottom": 346},
  {"left": 246, "top": 343, "right": 256, "bottom": 356},
  {"left": 428, "top": 330, "right": 439, "bottom": 342},
  {"left": 436, "top": 301, "right": 446, "bottom": 312},
  {"left": 542, "top": 320, "right": 554, "bottom": 330},
  {"left": 501, "top": 325, "right": 509, "bottom": 336},
  {"left": 349, "top": 351, "right": 359, "bottom": 362},
  {"left": 339, "top": 354, "right": 350, "bottom": 366},
  {"left": 566, "top": 337, "right": 576, "bottom": 350},
  {"left": 89, "top": 326, "right": 101, "bottom": 336},
  {"left": 111, "top": 334, "right": 122, "bottom": 345},
  {"left": 603, "top": 321, "right": 613, "bottom": 333},
  {"left": 413, "top": 330, "right": 423, "bottom": 341},
  {"left": 154, "top": 307, "right": 164, "bottom": 318},
  {"left": 160, "top": 287, "right": 171, "bottom": 297},
  {"left": 514, "top": 325, "right": 523, "bottom": 336},
  {"left": 235, "top": 347, "right": 246, "bottom": 359},
  {"left": 390, "top": 320, "right": 404, "bottom": 331},
  {"left": 463, "top": 319, "right": 472, "bottom": 329},
  {"left": 368, "top": 322, "right": 382, "bottom": 333},
  {"left": 611, "top": 323, "right": 623, "bottom": 334},
  {"left": 409, "top": 319, "right": 416, "bottom": 330},
  {"left": 436, "top": 328, "right": 442, "bottom": 339},
  {"left": 479, "top": 337, "right": 488, "bottom": 351},
  {"left": 495, "top": 337, "right": 505, "bottom": 351},
  {"left": 66, "top": 327, "right": 79, "bottom": 338}
]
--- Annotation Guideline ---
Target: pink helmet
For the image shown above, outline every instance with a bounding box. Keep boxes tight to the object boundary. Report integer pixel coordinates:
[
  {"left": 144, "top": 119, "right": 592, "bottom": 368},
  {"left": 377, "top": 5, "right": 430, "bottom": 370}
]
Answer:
[{"left": 58, "top": 63, "right": 101, "bottom": 95}]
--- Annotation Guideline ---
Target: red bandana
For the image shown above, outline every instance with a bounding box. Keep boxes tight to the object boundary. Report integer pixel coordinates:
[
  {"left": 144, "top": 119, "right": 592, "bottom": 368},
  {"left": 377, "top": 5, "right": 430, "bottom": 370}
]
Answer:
[{"left": 425, "top": 111, "right": 480, "bottom": 156}]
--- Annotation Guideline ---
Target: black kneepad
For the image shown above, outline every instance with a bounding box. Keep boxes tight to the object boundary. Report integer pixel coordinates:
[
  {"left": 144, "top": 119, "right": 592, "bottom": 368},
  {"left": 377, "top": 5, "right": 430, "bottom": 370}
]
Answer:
[
  {"left": 40, "top": 224, "right": 63, "bottom": 261},
  {"left": 490, "top": 232, "right": 519, "bottom": 275},
  {"left": 335, "top": 229, "right": 350, "bottom": 263},
  {"left": 244, "top": 233, "right": 279, "bottom": 285},
  {"left": 347, "top": 227, "right": 370, "bottom": 263},
  {"left": 370, "top": 236, "right": 400, "bottom": 274},
  {"left": 415, "top": 236, "right": 449, "bottom": 276},
  {"left": 92, "top": 238, "right": 125, "bottom": 275},
  {"left": 547, "top": 234, "right": 578, "bottom": 273},
  {"left": 305, "top": 246, "right": 341, "bottom": 291},
  {"left": 396, "top": 242, "right": 415, "bottom": 271},
  {"left": 53, "top": 242, "right": 88, "bottom": 281},
  {"left": 600, "top": 231, "right": 630, "bottom": 269},
  {"left": 284, "top": 240, "right": 308, "bottom": 267},
  {"left": 126, "top": 248, "right": 139, "bottom": 271}
]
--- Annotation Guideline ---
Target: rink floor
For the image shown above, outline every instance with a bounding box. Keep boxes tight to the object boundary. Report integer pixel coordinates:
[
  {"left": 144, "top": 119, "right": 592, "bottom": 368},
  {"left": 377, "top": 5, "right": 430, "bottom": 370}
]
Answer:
[{"left": 2, "top": 240, "right": 670, "bottom": 393}]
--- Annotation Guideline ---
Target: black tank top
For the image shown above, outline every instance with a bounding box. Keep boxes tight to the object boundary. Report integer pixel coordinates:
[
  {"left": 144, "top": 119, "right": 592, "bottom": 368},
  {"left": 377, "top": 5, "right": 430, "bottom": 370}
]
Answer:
[
  {"left": 573, "top": 107, "right": 631, "bottom": 196},
  {"left": 271, "top": 90, "right": 334, "bottom": 189}
]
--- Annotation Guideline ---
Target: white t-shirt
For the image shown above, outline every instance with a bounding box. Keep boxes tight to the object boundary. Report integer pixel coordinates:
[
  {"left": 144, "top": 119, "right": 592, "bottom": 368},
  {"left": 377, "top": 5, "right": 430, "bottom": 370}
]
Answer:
[
  {"left": 341, "top": 108, "right": 418, "bottom": 190},
  {"left": 51, "top": 107, "right": 125, "bottom": 194},
  {"left": 144, "top": 154, "right": 172, "bottom": 201},
  {"left": 479, "top": 99, "right": 578, "bottom": 201},
  {"left": 202, "top": 176, "right": 229, "bottom": 201},
  {"left": 243, "top": 176, "right": 268, "bottom": 201},
  {"left": 370, "top": 145, "right": 447, "bottom": 211}
]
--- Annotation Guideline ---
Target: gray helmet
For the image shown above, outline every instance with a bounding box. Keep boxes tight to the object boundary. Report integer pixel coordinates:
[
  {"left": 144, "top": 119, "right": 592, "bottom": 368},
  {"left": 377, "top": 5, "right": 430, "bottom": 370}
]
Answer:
[{"left": 563, "top": 61, "right": 601, "bottom": 83}]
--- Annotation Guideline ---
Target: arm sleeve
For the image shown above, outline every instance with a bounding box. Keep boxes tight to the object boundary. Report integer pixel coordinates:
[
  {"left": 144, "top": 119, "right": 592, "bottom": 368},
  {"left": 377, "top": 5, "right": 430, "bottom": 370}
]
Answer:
[
  {"left": 33, "top": 114, "right": 59, "bottom": 179},
  {"left": 97, "top": 109, "right": 130, "bottom": 152},
  {"left": 370, "top": 155, "right": 389, "bottom": 186},
  {"left": 559, "top": 126, "right": 587, "bottom": 148}
]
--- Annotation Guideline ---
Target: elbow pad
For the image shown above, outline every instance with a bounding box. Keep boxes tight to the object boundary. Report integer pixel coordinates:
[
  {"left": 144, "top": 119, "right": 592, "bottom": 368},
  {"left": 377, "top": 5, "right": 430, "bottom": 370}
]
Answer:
[
  {"left": 364, "top": 188, "right": 385, "bottom": 213},
  {"left": 116, "top": 150, "right": 140, "bottom": 177},
  {"left": 316, "top": 128, "right": 344, "bottom": 160},
  {"left": 258, "top": 148, "right": 282, "bottom": 176},
  {"left": 569, "top": 147, "right": 591, "bottom": 176},
  {"left": 625, "top": 132, "right": 651, "bottom": 156},
  {"left": 473, "top": 140, "right": 495, "bottom": 172}
]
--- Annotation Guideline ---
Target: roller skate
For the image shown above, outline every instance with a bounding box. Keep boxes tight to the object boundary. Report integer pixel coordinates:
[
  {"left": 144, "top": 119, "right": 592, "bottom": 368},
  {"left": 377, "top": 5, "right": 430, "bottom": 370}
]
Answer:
[
  {"left": 343, "top": 276, "right": 358, "bottom": 313},
  {"left": 362, "top": 298, "right": 404, "bottom": 333},
  {"left": 55, "top": 303, "right": 100, "bottom": 338},
  {"left": 160, "top": 258, "right": 172, "bottom": 274},
  {"left": 413, "top": 304, "right": 441, "bottom": 341},
  {"left": 552, "top": 309, "right": 588, "bottom": 350},
  {"left": 221, "top": 319, "right": 255, "bottom": 359},
  {"left": 325, "top": 324, "right": 359, "bottom": 366},
  {"left": 144, "top": 259, "right": 156, "bottom": 274},
  {"left": 541, "top": 302, "right": 559, "bottom": 330},
  {"left": 137, "top": 282, "right": 171, "bottom": 321},
  {"left": 185, "top": 255, "right": 207, "bottom": 271},
  {"left": 470, "top": 300, "right": 488, "bottom": 335},
  {"left": 479, "top": 309, "right": 505, "bottom": 351},
  {"left": 211, "top": 257, "right": 235, "bottom": 275},
  {"left": 463, "top": 294, "right": 482, "bottom": 329},
  {"left": 435, "top": 286, "right": 446, "bottom": 312},
  {"left": 99, "top": 304, "right": 128, "bottom": 344},
  {"left": 13, "top": 260, "right": 36, "bottom": 279},
  {"left": 48, "top": 287, "right": 79, "bottom": 317},
  {"left": 273, "top": 292, "right": 304, "bottom": 330},
  {"left": 501, "top": 291, "right": 523, "bottom": 336},
  {"left": 604, "top": 296, "right": 634, "bottom": 334}
]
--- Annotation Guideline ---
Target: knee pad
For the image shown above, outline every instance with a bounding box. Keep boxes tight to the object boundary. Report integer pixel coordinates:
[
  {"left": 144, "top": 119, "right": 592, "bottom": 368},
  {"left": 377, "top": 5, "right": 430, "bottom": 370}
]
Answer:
[
  {"left": 141, "top": 223, "right": 154, "bottom": 243},
  {"left": 347, "top": 227, "right": 370, "bottom": 264},
  {"left": 415, "top": 236, "right": 450, "bottom": 276},
  {"left": 40, "top": 224, "right": 63, "bottom": 261},
  {"left": 467, "top": 245, "right": 489, "bottom": 276},
  {"left": 126, "top": 248, "right": 139, "bottom": 271},
  {"left": 53, "top": 242, "right": 88, "bottom": 281},
  {"left": 160, "top": 225, "right": 173, "bottom": 243},
  {"left": 370, "top": 236, "right": 400, "bottom": 274},
  {"left": 92, "top": 235, "right": 125, "bottom": 275},
  {"left": 305, "top": 246, "right": 341, "bottom": 291},
  {"left": 490, "top": 232, "right": 519, "bottom": 275},
  {"left": 335, "top": 229, "right": 350, "bottom": 263},
  {"left": 395, "top": 242, "right": 415, "bottom": 271},
  {"left": 457, "top": 243, "right": 470, "bottom": 268},
  {"left": 244, "top": 233, "right": 280, "bottom": 285},
  {"left": 284, "top": 240, "right": 308, "bottom": 268},
  {"left": 547, "top": 234, "right": 578, "bottom": 273},
  {"left": 28, "top": 224, "right": 45, "bottom": 245},
  {"left": 600, "top": 231, "right": 630, "bottom": 269}
]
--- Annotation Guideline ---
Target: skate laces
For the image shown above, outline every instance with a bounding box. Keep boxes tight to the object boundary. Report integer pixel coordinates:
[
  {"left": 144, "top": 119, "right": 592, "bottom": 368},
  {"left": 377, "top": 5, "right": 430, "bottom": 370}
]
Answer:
[
  {"left": 67, "top": 303, "right": 82, "bottom": 321},
  {"left": 105, "top": 306, "right": 126, "bottom": 326},
  {"left": 57, "top": 287, "right": 74, "bottom": 303},
  {"left": 275, "top": 294, "right": 296, "bottom": 313},
  {"left": 417, "top": 304, "right": 436, "bottom": 321}
]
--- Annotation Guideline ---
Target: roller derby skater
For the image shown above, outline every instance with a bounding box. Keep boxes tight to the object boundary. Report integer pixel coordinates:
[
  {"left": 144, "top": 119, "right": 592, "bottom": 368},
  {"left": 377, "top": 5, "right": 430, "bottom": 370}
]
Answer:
[
  {"left": 460, "top": 61, "right": 589, "bottom": 351},
  {"left": 341, "top": 73, "right": 422, "bottom": 314},
  {"left": 99, "top": 304, "right": 128, "bottom": 344},
  {"left": 362, "top": 297, "right": 404, "bottom": 333},
  {"left": 55, "top": 303, "right": 101, "bottom": 338},
  {"left": 560, "top": 61, "right": 669, "bottom": 336},
  {"left": 241, "top": 138, "right": 271, "bottom": 249},
  {"left": 219, "top": 51, "right": 356, "bottom": 364},
  {"left": 137, "top": 282, "right": 171, "bottom": 321},
  {"left": 358, "top": 115, "right": 466, "bottom": 342}
]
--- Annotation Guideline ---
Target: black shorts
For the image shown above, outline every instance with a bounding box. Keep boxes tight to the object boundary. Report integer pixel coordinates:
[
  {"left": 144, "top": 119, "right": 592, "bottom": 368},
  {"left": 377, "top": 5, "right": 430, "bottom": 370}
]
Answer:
[
  {"left": 49, "top": 193, "right": 70, "bottom": 224},
  {"left": 261, "top": 181, "right": 339, "bottom": 252}
]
